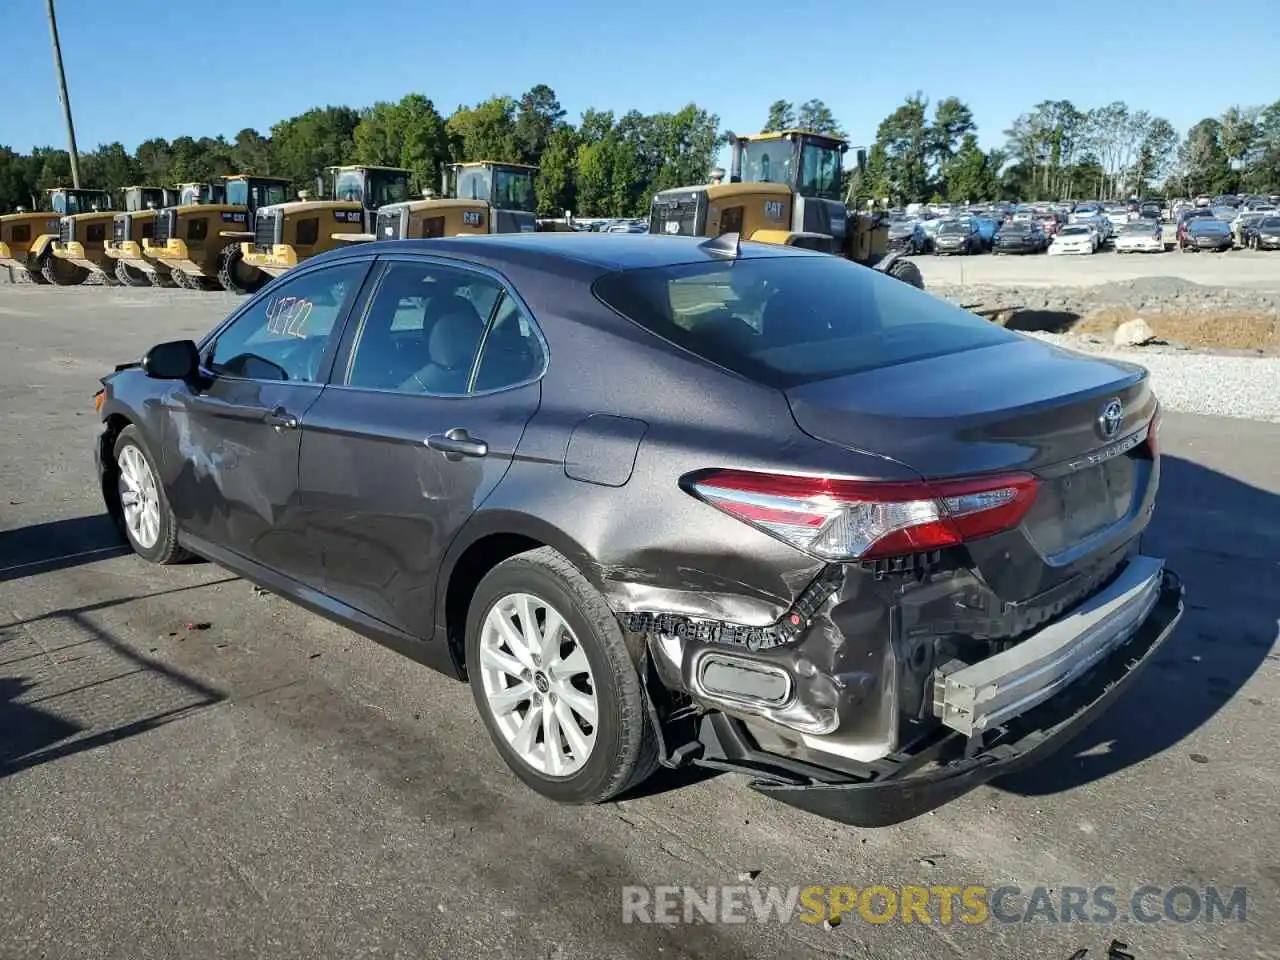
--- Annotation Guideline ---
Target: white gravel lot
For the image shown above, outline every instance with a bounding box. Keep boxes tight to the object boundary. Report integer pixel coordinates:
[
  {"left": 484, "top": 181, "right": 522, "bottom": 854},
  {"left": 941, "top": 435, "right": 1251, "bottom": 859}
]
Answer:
[{"left": 1025, "top": 332, "right": 1280, "bottom": 423}]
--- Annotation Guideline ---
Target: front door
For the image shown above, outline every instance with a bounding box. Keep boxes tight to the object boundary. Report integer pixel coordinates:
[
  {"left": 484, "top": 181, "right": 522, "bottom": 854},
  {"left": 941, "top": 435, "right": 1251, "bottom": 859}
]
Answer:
[
  {"left": 299, "top": 257, "right": 545, "bottom": 639},
  {"left": 164, "top": 259, "right": 371, "bottom": 587}
]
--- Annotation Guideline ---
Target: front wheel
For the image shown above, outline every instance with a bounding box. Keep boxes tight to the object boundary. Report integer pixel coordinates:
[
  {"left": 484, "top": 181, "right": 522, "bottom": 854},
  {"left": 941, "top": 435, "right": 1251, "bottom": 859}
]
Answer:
[
  {"left": 886, "top": 257, "right": 924, "bottom": 289},
  {"left": 217, "top": 244, "right": 267, "bottom": 295},
  {"left": 38, "top": 246, "right": 87, "bottom": 285},
  {"left": 112, "top": 425, "right": 190, "bottom": 565},
  {"left": 115, "top": 260, "right": 151, "bottom": 287},
  {"left": 466, "top": 547, "right": 658, "bottom": 805}
]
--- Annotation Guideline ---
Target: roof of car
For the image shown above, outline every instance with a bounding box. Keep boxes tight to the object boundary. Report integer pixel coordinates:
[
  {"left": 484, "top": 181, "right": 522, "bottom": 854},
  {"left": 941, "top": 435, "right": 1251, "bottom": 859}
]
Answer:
[{"left": 322, "top": 232, "right": 828, "bottom": 271}]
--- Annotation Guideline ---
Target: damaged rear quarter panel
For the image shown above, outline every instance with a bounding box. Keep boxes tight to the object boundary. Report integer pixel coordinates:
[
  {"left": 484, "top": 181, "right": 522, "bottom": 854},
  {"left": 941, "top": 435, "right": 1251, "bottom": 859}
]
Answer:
[{"left": 456, "top": 276, "right": 925, "bottom": 627}]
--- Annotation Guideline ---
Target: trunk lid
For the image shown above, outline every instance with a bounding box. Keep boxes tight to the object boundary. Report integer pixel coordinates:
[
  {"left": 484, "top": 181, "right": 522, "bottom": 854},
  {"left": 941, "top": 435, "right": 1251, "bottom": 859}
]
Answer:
[{"left": 785, "top": 337, "right": 1158, "bottom": 597}]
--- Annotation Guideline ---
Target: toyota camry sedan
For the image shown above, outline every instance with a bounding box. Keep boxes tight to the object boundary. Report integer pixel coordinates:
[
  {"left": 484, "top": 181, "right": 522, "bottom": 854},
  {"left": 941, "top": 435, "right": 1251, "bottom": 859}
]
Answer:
[{"left": 93, "top": 234, "right": 1183, "bottom": 826}]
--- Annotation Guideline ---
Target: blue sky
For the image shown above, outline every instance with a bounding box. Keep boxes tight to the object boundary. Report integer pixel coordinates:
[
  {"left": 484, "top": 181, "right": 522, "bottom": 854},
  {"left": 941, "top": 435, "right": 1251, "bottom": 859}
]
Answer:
[{"left": 7, "top": 0, "right": 1278, "bottom": 157}]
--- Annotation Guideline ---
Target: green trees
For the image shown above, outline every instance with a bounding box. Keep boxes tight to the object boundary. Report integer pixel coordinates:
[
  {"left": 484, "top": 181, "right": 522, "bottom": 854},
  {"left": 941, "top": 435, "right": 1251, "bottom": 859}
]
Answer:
[{"left": 2, "top": 87, "right": 1278, "bottom": 217}]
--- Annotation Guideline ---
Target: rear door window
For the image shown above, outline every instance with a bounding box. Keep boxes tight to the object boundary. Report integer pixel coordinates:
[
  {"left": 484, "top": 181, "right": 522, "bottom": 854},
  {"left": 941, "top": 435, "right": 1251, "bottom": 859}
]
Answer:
[{"left": 593, "top": 255, "right": 1015, "bottom": 388}]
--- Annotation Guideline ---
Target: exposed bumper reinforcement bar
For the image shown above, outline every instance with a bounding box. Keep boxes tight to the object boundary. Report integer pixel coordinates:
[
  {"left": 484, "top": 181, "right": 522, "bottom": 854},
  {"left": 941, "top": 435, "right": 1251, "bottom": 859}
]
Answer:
[
  {"left": 697, "top": 565, "right": 1183, "bottom": 827},
  {"left": 933, "top": 555, "right": 1165, "bottom": 737}
]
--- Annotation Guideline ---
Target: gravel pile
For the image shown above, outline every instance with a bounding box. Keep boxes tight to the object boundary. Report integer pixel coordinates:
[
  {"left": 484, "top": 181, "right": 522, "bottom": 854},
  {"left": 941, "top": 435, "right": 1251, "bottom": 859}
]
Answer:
[
  {"left": 928, "top": 276, "right": 1280, "bottom": 318},
  {"left": 1022, "top": 331, "right": 1280, "bottom": 423}
]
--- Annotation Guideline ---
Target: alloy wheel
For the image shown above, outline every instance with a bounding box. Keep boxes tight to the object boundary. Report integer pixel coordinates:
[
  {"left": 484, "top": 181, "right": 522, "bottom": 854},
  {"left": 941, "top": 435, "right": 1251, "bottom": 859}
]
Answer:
[
  {"left": 117, "top": 444, "right": 161, "bottom": 549},
  {"left": 478, "top": 592, "right": 598, "bottom": 777}
]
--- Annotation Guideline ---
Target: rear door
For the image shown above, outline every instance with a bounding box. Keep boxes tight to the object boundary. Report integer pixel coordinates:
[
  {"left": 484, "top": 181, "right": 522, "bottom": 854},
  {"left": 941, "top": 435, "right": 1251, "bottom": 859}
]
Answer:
[
  {"left": 166, "top": 259, "right": 372, "bottom": 588},
  {"left": 297, "top": 256, "right": 546, "bottom": 638}
]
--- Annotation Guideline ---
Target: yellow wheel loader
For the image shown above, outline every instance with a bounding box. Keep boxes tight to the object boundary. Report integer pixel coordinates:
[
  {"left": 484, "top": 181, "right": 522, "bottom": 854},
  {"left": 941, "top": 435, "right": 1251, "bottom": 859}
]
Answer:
[
  {"left": 337, "top": 161, "right": 545, "bottom": 245},
  {"left": 0, "top": 203, "right": 64, "bottom": 284},
  {"left": 5, "top": 188, "right": 113, "bottom": 285},
  {"left": 103, "top": 186, "right": 173, "bottom": 286},
  {"left": 239, "top": 165, "right": 411, "bottom": 280},
  {"left": 145, "top": 176, "right": 290, "bottom": 293},
  {"left": 648, "top": 130, "right": 923, "bottom": 288},
  {"left": 372, "top": 161, "right": 540, "bottom": 239}
]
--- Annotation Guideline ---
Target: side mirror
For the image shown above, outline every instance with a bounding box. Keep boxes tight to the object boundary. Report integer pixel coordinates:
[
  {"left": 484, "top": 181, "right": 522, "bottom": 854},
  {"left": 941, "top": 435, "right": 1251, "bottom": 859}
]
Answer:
[
  {"left": 141, "top": 339, "right": 200, "bottom": 380},
  {"left": 856, "top": 149, "right": 868, "bottom": 174}
]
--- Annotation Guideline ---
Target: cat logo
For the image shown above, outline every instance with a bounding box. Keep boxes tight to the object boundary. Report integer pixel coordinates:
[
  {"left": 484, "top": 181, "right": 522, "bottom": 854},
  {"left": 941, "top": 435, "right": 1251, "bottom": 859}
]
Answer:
[
  {"left": 764, "top": 201, "right": 785, "bottom": 221},
  {"left": 462, "top": 211, "right": 483, "bottom": 228}
]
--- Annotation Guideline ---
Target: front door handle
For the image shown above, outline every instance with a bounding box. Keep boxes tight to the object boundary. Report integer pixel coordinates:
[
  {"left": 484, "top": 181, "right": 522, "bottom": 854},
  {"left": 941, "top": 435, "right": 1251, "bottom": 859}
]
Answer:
[
  {"left": 264, "top": 407, "right": 299, "bottom": 430},
  {"left": 426, "top": 428, "right": 488, "bottom": 461}
]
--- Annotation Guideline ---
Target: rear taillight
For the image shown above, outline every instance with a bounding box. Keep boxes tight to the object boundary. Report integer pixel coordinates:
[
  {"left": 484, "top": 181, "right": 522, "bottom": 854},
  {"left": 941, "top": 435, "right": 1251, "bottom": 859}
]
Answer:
[{"left": 686, "top": 470, "right": 1039, "bottom": 561}]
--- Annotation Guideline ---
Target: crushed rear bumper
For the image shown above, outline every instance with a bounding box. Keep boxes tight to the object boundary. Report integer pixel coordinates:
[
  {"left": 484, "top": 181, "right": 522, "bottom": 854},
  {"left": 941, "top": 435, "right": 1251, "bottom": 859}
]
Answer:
[{"left": 701, "top": 565, "right": 1183, "bottom": 827}]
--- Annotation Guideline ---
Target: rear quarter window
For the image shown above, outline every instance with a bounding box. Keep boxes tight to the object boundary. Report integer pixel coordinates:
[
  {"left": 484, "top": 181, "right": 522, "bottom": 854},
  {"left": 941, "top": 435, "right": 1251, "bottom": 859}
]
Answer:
[{"left": 593, "top": 255, "right": 1016, "bottom": 389}]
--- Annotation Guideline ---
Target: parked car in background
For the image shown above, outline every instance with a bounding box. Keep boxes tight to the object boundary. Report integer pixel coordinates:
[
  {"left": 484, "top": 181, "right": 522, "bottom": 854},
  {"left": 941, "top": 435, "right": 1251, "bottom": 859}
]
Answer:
[
  {"left": 1176, "top": 208, "right": 1216, "bottom": 247},
  {"left": 932, "top": 218, "right": 983, "bottom": 255},
  {"left": 1048, "top": 223, "right": 1096, "bottom": 255},
  {"left": 992, "top": 220, "right": 1047, "bottom": 254},
  {"left": 887, "top": 218, "right": 927, "bottom": 255},
  {"left": 970, "top": 215, "right": 999, "bottom": 249},
  {"left": 1069, "top": 202, "right": 1102, "bottom": 224},
  {"left": 1230, "top": 211, "right": 1269, "bottom": 247},
  {"left": 1246, "top": 215, "right": 1280, "bottom": 250},
  {"left": 1139, "top": 201, "right": 1163, "bottom": 223},
  {"left": 1113, "top": 220, "right": 1165, "bottom": 254},
  {"left": 1181, "top": 217, "right": 1233, "bottom": 252},
  {"left": 1036, "top": 212, "right": 1064, "bottom": 237}
]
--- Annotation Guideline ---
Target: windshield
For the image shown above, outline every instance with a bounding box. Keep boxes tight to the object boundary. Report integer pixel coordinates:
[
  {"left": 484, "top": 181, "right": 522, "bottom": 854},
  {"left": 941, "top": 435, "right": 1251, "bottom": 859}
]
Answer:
[
  {"left": 938, "top": 222, "right": 967, "bottom": 235},
  {"left": 740, "top": 139, "right": 793, "bottom": 187},
  {"left": 52, "top": 192, "right": 103, "bottom": 215},
  {"left": 225, "top": 180, "right": 289, "bottom": 208},
  {"left": 592, "top": 256, "right": 1016, "bottom": 390},
  {"left": 1260, "top": 217, "right": 1280, "bottom": 229},
  {"left": 1059, "top": 226, "right": 1089, "bottom": 236},
  {"left": 1074, "top": 204, "right": 1098, "bottom": 214},
  {"left": 492, "top": 167, "right": 534, "bottom": 211},
  {"left": 1120, "top": 222, "right": 1154, "bottom": 233},
  {"left": 367, "top": 171, "right": 410, "bottom": 207},
  {"left": 798, "top": 142, "right": 842, "bottom": 200},
  {"left": 1190, "top": 219, "right": 1228, "bottom": 233},
  {"left": 1000, "top": 222, "right": 1031, "bottom": 233}
]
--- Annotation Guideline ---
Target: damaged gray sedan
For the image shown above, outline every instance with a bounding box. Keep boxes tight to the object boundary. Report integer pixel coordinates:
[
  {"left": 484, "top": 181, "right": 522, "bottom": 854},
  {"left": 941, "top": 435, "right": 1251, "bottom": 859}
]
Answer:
[{"left": 93, "top": 233, "right": 1184, "bottom": 826}]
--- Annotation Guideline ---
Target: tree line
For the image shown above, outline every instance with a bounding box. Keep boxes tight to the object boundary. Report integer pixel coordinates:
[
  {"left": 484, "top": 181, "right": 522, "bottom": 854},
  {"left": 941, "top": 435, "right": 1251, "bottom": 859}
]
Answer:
[{"left": 2, "top": 86, "right": 1278, "bottom": 217}]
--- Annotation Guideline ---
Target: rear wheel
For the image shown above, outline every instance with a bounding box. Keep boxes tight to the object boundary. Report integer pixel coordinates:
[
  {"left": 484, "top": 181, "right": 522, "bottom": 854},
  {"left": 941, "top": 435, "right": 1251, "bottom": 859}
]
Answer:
[
  {"left": 169, "top": 268, "right": 194, "bottom": 289},
  {"left": 112, "top": 425, "right": 189, "bottom": 565},
  {"left": 217, "top": 245, "right": 267, "bottom": 295},
  {"left": 466, "top": 547, "right": 658, "bottom": 804},
  {"left": 148, "top": 267, "right": 175, "bottom": 287},
  {"left": 114, "top": 260, "right": 151, "bottom": 287}
]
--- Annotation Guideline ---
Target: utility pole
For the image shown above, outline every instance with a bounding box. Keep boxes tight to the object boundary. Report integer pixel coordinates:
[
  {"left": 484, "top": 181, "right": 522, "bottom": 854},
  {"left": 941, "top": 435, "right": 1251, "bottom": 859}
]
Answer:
[{"left": 45, "top": 0, "right": 81, "bottom": 188}]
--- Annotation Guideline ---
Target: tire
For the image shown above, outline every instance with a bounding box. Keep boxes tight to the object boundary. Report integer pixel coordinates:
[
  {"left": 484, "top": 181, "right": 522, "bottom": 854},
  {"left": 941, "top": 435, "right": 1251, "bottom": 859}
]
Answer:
[
  {"left": 111, "top": 425, "right": 190, "bottom": 565},
  {"left": 466, "top": 546, "right": 658, "bottom": 805},
  {"left": 169, "top": 268, "right": 193, "bottom": 289},
  {"left": 217, "top": 244, "right": 267, "bottom": 295},
  {"left": 149, "top": 268, "right": 175, "bottom": 287},
  {"left": 886, "top": 257, "right": 924, "bottom": 289},
  {"left": 23, "top": 257, "right": 49, "bottom": 284},
  {"left": 114, "top": 259, "right": 151, "bottom": 287},
  {"left": 38, "top": 246, "right": 87, "bottom": 285}
]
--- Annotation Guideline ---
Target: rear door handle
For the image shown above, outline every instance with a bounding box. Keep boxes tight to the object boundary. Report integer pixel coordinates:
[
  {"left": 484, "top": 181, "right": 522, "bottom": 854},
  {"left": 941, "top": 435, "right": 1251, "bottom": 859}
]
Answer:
[
  {"left": 426, "top": 428, "right": 488, "bottom": 461},
  {"left": 264, "top": 407, "right": 299, "bottom": 430}
]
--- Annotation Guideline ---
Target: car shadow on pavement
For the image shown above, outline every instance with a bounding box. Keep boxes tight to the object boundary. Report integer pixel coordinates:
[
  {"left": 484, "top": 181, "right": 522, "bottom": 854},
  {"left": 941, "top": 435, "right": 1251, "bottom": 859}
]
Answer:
[
  {"left": 996, "top": 453, "right": 1279, "bottom": 796},
  {"left": 0, "top": 514, "right": 132, "bottom": 584},
  {"left": 0, "top": 594, "right": 227, "bottom": 781}
]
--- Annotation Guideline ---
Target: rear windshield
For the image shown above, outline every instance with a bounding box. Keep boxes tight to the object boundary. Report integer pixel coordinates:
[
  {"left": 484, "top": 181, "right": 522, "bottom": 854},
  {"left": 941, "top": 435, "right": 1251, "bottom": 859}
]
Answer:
[{"left": 592, "top": 256, "right": 1016, "bottom": 389}]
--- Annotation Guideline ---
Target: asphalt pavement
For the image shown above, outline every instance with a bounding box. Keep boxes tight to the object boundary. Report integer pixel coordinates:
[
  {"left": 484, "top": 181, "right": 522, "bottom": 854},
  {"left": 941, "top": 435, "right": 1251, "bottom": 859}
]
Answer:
[{"left": 2, "top": 285, "right": 1278, "bottom": 959}]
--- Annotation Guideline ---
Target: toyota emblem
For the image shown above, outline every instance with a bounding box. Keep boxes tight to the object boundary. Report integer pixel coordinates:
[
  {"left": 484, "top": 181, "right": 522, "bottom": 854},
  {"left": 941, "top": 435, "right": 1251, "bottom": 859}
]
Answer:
[{"left": 1098, "top": 399, "right": 1124, "bottom": 439}]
